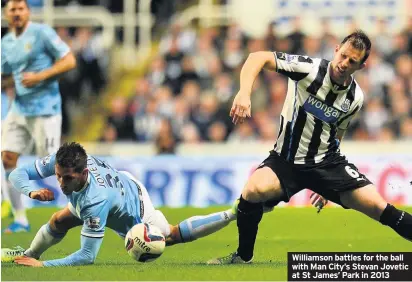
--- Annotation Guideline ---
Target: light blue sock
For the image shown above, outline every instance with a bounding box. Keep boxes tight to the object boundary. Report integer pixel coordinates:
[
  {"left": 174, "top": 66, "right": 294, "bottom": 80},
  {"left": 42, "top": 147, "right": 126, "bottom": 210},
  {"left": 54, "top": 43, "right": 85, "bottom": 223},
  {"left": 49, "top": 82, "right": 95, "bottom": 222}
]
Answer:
[
  {"left": 179, "top": 209, "right": 236, "bottom": 243},
  {"left": 24, "top": 223, "right": 66, "bottom": 259},
  {"left": 5, "top": 169, "right": 28, "bottom": 225}
]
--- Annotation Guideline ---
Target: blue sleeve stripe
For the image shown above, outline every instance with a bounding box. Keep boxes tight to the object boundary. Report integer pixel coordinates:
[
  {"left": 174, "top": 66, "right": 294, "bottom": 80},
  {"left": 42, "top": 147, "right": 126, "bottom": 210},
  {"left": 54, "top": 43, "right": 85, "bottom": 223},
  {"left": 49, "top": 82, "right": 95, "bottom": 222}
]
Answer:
[{"left": 34, "top": 161, "right": 45, "bottom": 178}]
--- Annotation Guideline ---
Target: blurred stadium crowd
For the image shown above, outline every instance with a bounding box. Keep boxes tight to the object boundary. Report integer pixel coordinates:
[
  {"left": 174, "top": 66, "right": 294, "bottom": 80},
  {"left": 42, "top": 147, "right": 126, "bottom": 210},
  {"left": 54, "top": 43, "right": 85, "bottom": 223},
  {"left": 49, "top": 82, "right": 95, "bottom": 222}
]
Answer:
[
  {"left": 101, "top": 18, "right": 412, "bottom": 154},
  {"left": 1, "top": 1, "right": 411, "bottom": 153}
]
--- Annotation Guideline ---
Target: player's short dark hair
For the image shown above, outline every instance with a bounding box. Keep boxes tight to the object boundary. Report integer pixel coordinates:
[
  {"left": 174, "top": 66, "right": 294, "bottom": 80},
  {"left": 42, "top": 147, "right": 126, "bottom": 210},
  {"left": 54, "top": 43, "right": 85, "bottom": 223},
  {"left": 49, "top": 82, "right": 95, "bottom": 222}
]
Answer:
[
  {"left": 341, "top": 30, "right": 372, "bottom": 64},
  {"left": 56, "top": 142, "right": 87, "bottom": 173},
  {"left": 5, "top": 0, "right": 29, "bottom": 8}
]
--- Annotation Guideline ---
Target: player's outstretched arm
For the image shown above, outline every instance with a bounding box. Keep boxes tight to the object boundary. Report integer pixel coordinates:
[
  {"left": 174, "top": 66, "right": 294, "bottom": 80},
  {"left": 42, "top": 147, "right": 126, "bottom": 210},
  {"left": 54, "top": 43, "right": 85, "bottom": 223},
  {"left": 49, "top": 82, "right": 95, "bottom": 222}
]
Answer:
[
  {"left": 239, "top": 51, "right": 277, "bottom": 94},
  {"left": 230, "top": 51, "right": 277, "bottom": 124},
  {"left": 15, "top": 235, "right": 103, "bottom": 267},
  {"left": 8, "top": 154, "right": 56, "bottom": 198}
]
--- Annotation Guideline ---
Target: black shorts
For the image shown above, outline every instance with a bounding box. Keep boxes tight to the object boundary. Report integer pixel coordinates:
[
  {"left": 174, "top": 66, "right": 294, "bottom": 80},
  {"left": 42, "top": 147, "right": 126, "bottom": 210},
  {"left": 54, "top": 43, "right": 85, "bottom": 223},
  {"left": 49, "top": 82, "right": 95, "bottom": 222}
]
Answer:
[{"left": 259, "top": 150, "right": 372, "bottom": 208}]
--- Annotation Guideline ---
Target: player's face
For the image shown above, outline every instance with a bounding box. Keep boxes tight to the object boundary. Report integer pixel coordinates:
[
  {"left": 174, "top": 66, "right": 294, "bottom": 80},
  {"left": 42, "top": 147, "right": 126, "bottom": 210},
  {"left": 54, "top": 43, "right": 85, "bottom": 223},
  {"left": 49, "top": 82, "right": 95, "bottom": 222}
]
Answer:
[
  {"left": 55, "top": 164, "right": 88, "bottom": 195},
  {"left": 6, "top": 1, "right": 30, "bottom": 30},
  {"left": 331, "top": 42, "right": 366, "bottom": 83}
]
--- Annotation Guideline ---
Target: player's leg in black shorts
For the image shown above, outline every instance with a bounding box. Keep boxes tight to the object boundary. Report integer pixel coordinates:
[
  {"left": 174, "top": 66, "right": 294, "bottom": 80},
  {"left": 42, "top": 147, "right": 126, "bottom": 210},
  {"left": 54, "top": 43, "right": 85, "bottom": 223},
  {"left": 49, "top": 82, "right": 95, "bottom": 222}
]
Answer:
[
  {"left": 257, "top": 150, "right": 306, "bottom": 207},
  {"left": 297, "top": 154, "right": 372, "bottom": 208}
]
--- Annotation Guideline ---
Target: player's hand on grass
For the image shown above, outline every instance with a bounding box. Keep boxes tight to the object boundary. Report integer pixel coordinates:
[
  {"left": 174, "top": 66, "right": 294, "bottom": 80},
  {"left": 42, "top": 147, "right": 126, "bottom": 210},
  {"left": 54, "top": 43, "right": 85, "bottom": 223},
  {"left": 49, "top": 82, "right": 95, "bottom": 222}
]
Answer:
[
  {"left": 14, "top": 256, "right": 44, "bottom": 267},
  {"left": 22, "top": 72, "right": 45, "bottom": 87},
  {"left": 29, "top": 189, "right": 55, "bottom": 201},
  {"left": 310, "top": 193, "right": 328, "bottom": 213},
  {"left": 230, "top": 92, "right": 251, "bottom": 125}
]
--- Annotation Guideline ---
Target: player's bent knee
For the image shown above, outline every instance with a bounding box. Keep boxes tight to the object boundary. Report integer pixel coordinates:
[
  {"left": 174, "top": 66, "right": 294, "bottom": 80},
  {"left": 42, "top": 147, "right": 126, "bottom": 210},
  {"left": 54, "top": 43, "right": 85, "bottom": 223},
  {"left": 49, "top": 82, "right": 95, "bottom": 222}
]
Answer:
[
  {"left": 1, "top": 151, "right": 18, "bottom": 169},
  {"left": 49, "top": 212, "right": 71, "bottom": 233},
  {"left": 243, "top": 174, "right": 283, "bottom": 203},
  {"left": 243, "top": 183, "right": 270, "bottom": 202}
]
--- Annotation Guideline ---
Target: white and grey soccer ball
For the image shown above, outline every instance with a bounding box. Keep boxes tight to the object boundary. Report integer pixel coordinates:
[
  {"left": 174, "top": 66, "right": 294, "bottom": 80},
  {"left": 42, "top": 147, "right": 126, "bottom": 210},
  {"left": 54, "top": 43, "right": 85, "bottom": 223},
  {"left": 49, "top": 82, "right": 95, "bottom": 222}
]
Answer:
[{"left": 125, "top": 223, "right": 166, "bottom": 263}]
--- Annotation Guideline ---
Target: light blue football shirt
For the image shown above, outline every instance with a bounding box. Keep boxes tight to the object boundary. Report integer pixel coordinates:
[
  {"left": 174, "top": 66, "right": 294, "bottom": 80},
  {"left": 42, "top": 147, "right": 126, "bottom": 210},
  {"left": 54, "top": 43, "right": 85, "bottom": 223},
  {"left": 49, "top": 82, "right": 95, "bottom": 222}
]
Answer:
[
  {"left": 1, "top": 22, "right": 70, "bottom": 116},
  {"left": 11, "top": 153, "right": 143, "bottom": 238},
  {"left": 1, "top": 91, "right": 11, "bottom": 120}
]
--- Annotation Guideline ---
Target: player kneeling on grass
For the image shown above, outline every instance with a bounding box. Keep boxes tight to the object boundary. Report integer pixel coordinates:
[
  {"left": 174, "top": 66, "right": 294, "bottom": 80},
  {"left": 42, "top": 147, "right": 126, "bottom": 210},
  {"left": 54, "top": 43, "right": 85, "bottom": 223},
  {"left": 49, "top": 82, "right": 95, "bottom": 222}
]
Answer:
[{"left": 1, "top": 142, "right": 326, "bottom": 267}]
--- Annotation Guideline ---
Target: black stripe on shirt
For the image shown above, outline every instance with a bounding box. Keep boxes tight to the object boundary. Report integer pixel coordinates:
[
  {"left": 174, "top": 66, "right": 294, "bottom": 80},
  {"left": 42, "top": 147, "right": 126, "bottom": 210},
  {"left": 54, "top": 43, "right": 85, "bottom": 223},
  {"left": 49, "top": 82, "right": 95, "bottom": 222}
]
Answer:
[
  {"left": 324, "top": 89, "right": 339, "bottom": 107},
  {"left": 274, "top": 115, "right": 285, "bottom": 150},
  {"left": 345, "top": 82, "right": 356, "bottom": 108},
  {"left": 278, "top": 69, "right": 310, "bottom": 81},
  {"left": 306, "top": 59, "right": 329, "bottom": 95},
  {"left": 280, "top": 121, "right": 292, "bottom": 159},
  {"left": 326, "top": 124, "right": 339, "bottom": 154},
  {"left": 287, "top": 107, "right": 307, "bottom": 162},
  {"left": 337, "top": 105, "right": 359, "bottom": 128},
  {"left": 304, "top": 117, "right": 324, "bottom": 165}
]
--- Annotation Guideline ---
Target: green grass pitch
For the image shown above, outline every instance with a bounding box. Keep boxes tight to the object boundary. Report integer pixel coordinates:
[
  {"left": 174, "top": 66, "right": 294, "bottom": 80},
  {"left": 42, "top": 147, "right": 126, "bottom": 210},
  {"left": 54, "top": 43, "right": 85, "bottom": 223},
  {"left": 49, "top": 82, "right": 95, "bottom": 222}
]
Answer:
[{"left": 2, "top": 206, "right": 412, "bottom": 281}]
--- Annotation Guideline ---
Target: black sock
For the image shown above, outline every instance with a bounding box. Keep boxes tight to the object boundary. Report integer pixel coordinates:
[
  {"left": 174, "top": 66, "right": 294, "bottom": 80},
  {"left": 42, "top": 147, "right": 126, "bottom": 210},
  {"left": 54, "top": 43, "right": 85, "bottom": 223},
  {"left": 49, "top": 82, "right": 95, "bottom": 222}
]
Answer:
[
  {"left": 236, "top": 195, "right": 263, "bottom": 261},
  {"left": 380, "top": 204, "right": 412, "bottom": 241}
]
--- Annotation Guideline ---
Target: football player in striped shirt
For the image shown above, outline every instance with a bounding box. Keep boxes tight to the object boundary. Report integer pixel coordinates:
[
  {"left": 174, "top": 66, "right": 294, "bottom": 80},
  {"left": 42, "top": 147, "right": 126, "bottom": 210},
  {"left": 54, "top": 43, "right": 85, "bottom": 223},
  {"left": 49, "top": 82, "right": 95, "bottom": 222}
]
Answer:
[{"left": 208, "top": 30, "right": 411, "bottom": 264}]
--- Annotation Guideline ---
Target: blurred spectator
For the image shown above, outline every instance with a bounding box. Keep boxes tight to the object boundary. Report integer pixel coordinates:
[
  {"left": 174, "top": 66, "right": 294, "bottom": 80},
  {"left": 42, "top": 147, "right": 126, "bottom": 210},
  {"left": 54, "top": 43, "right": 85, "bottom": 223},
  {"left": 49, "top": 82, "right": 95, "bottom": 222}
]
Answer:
[
  {"left": 181, "top": 80, "right": 201, "bottom": 110},
  {"left": 147, "top": 56, "right": 167, "bottom": 89},
  {"left": 181, "top": 123, "right": 201, "bottom": 144},
  {"left": 72, "top": 27, "right": 107, "bottom": 97},
  {"left": 362, "top": 98, "right": 389, "bottom": 139},
  {"left": 164, "top": 38, "right": 185, "bottom": 94},
  {"left": 228, "top": 121, "right": 258, "bottom": 143},
  {"left": 376, "top": 126, "right": 395, "bottom": 141},
  {"left": 374, "top": 19, "right": 394, "bottom": 58},
  {"left": 365, "top": 49, "right": 395, "bottom": 100},
  {"left": 100, "top": 124, "right": 118, "bottom": 143},
  {"left": 171, "top": 97, "right": 192, "bottom": 140},
  {"left": 301, "top": 36, "right": 322, "bottom": 58},
  {"left": 386, "top": 32, "right": 409, "bottom": 64},
  {"left": 287, "top": 17, "right": 305, "bottom": 54},
  {"left": 250, "top": 76, "right": 269, "bottom": 114},
  {"left": 159, "top": 23, "right": 196, "bottom": 55},
  {"left": 191, "top": 92, "right": 221, "bottom": 140},
  {"left": 154, "top": 86, "right": 174, "bottom": 118},
  {"left": 264, "top": 23, "right": 278, "bottom": 51},
  {"left": 389, "top": 94, "right": 411, "bottom": 136},
  {"left": 106, "top": 97, "right": 135, "bottom": 141},
  {"left": 129, "top": 78, "right": 152, "bottom": 115},
  {"left": 180, "top": 56, "right": 199, "bottom": 88},
  {"left": 155, "top": 119, "right": 177, "bottom": 154},
  {"left": 134, "top": 97, "right": 163, "bottom": 141},
  {"left": 207, "top": 121, "right": 227, "bottom": 142},
  {"left": 214, "top": 72, "right": 235, "bottom": 105},
  {"left": 400, "top": 117, "right": 412, "bottom": 140},
  {"left": 222, "top": 38, "right": 245, "bottom": 72}
]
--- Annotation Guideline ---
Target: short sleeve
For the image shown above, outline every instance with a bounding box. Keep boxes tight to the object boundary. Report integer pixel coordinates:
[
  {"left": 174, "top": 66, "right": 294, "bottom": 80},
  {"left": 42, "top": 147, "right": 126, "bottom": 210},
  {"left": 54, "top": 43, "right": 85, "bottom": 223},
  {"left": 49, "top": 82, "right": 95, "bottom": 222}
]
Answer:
[
  {"left": 34, "top": 153, "right": 56, "bottom": 178},
  {"left": 41, "top": 25, "right": 70, "bottom": 60},
  {"left": 274, "top": 52, "right": 314, "bottom": 81},
  {"left": 80, "top": 200, "right": 110, "bottom": 238}
]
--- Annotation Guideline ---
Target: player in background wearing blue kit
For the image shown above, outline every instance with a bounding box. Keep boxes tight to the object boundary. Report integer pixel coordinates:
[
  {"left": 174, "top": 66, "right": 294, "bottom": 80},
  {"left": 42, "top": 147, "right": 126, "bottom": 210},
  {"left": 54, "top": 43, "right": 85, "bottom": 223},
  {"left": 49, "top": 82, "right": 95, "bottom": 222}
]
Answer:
[
  {"left": 1, "top": 0, "right": 76, "bottom": 233},
  {"left": 1, "top": 142, "right": 327, "bottom": 266}
]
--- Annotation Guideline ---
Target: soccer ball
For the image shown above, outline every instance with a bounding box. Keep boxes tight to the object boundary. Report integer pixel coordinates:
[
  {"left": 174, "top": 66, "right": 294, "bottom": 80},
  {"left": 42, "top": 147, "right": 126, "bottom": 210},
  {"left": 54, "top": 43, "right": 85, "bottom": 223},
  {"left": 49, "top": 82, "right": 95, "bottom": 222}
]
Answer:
[{"left": 125, "top": 223, "right": 166, "bottom": 263}]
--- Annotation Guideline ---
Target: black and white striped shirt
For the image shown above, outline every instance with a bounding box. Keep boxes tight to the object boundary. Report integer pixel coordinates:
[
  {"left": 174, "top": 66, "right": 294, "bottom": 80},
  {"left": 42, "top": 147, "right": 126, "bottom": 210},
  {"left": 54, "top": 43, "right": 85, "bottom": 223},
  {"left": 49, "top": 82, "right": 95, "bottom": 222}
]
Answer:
[{"left": 272, "top": 52, "right": 364, "bottom": 165}]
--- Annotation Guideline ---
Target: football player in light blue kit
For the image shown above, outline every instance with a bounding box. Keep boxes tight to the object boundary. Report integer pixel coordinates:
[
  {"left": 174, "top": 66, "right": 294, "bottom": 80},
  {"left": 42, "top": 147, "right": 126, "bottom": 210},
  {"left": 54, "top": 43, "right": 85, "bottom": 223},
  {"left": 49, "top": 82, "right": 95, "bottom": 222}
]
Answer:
[
  {"left": 2, "top": 142, "right": 326, "bottom": 266},
  {"left": 1, "top": 0, "right": 76, "bottom": 233},
  {"left": 2, "top": 142, "right": 238, "bottom": 266}
]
